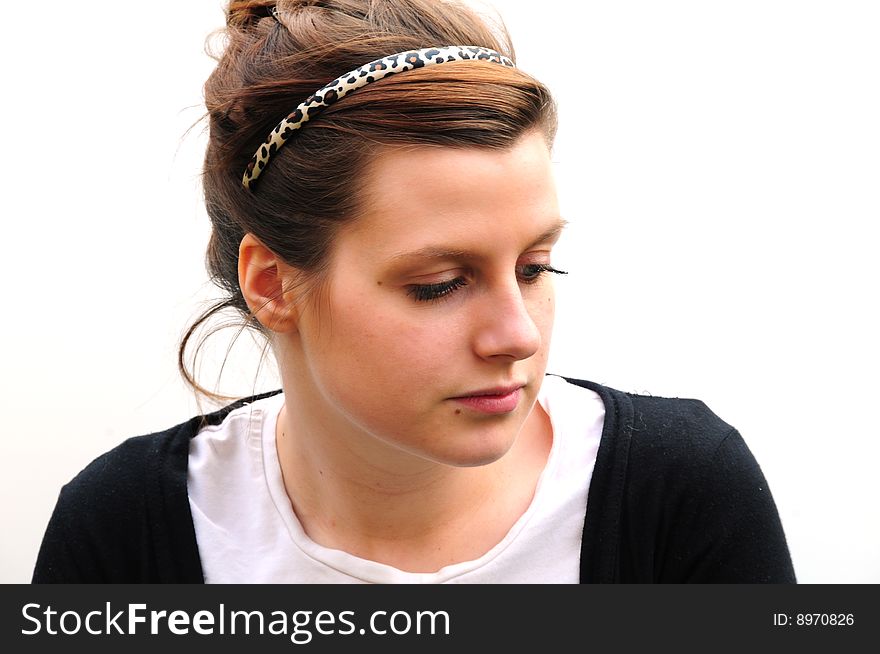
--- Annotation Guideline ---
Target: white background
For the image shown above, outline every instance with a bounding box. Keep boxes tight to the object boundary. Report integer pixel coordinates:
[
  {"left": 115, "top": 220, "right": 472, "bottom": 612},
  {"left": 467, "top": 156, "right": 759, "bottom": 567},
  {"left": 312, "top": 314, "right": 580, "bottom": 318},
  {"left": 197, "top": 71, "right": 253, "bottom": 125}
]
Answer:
[{"left": 1, "top": 1, "right": 877, "bottom": 583}]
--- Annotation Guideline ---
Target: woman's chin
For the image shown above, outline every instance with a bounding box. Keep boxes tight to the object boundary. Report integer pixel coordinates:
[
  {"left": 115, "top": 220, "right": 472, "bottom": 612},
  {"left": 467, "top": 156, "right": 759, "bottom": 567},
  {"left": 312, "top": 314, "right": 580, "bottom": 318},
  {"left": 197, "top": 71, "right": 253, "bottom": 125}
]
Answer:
[{"left": 420, "top": 429, "right": 521, "bottom": 468}]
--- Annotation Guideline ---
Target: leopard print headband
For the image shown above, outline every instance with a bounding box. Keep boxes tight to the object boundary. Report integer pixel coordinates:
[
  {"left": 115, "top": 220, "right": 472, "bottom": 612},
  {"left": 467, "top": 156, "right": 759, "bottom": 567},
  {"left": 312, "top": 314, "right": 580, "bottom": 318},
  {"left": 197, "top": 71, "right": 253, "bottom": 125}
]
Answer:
[{"left": 242, "top": 45, "right": 516, "bottom": 190}]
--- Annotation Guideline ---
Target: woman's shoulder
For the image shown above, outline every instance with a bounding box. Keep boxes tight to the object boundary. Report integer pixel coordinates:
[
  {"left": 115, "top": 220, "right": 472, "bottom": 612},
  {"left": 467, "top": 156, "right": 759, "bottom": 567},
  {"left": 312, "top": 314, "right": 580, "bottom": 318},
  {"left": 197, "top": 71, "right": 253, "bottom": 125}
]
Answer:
[
  {"left": 33, "top": 419, "right": 196, "bottom": 582},
  {"left": 562, "top": 375, "right": 796, "bottom": 582},
  {"left": 554, "top": 374, "right": 754, "bottom": 491},
  {"left": 560, "top": 375, "right": 773, "bottom": 539},
  {"left": 62, "top": 389, "right": 285, "bottom": 501},
  {"left": 61, "top": 419, "right": 196, "bottom": 502},
  {"left": 34, "top": 391, "right": 283, "bottom": 582},
  {"left": 556, "top": 375, "right": 736, "bottom": 453}
]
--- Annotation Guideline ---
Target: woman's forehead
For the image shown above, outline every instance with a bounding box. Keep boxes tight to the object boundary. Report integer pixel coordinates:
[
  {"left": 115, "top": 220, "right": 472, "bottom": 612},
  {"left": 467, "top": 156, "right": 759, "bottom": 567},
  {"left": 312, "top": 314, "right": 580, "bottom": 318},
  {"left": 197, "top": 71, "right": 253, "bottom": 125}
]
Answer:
[{"left": 348, "top": 132, "right": 561, "bottom": 251}]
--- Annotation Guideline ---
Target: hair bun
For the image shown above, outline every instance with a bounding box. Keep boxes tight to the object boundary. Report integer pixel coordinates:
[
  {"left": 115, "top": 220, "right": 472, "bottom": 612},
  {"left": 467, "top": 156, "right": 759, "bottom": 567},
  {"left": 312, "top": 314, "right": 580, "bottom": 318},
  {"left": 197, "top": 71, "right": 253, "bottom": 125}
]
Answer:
[{"left": 226, "top": 1, "right": 277, "bottom": 27}]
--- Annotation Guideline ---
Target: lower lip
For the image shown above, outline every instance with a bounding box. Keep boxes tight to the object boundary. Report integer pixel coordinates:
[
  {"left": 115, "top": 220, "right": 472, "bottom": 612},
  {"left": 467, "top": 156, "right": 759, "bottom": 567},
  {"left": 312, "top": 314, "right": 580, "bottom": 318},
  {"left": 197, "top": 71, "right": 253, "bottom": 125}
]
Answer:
[{"left": 451, "top": 388, "right": 522, "bottom": 414}]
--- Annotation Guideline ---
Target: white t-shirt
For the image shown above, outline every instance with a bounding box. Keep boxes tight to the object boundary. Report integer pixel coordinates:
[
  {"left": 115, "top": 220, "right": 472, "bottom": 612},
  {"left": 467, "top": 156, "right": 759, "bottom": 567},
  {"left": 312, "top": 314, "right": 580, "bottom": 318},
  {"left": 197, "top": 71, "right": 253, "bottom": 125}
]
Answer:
[{"left": 188, "top": 374, "right": 604, "bottom": 583}]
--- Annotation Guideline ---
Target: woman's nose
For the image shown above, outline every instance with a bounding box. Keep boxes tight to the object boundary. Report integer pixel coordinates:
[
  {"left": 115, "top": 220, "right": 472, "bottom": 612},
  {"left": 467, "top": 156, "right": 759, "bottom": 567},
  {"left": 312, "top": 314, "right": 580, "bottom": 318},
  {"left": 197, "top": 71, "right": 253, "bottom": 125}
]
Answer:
[{"left": 471, "top": 282, "right": 543, "bottom": 361}]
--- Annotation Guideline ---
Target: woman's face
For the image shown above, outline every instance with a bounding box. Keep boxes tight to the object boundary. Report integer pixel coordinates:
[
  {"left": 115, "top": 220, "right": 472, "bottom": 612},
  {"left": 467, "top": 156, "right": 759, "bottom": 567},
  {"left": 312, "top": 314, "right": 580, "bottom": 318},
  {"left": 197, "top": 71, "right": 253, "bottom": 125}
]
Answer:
[{"left": 289, "top": 130, "right": 564, "bottom": 469}]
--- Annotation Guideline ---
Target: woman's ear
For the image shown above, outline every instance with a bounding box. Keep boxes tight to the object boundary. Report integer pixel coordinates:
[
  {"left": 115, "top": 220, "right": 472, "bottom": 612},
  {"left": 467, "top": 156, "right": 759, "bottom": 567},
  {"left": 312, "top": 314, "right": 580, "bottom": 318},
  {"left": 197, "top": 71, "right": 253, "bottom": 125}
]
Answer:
[{"left": 238, "top": 233, "right": 301, "bottom": 333}]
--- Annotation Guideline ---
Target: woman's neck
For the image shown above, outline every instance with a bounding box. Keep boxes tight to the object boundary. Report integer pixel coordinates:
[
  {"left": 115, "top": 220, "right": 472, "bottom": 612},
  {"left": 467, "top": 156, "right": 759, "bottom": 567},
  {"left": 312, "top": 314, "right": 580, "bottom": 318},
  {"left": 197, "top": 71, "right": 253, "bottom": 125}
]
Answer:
[{"left": 273, "top": 391, "right": 552, "bottom": 573}]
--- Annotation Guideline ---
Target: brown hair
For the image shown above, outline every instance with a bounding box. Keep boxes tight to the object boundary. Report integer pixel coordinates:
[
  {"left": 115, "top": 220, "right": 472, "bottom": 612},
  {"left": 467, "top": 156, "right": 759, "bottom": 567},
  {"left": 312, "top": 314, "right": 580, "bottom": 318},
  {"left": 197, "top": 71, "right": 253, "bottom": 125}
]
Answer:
[{"left": 180, "top": 0, "right": 558, "bottom": 400}]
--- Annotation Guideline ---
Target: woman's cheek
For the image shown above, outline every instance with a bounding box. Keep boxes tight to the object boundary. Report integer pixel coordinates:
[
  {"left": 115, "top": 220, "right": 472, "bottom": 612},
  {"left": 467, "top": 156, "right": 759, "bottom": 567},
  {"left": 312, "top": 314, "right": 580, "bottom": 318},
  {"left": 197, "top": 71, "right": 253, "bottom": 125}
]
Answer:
[{"left": 326, "top": 302, "right": 455, "bottom": 386}]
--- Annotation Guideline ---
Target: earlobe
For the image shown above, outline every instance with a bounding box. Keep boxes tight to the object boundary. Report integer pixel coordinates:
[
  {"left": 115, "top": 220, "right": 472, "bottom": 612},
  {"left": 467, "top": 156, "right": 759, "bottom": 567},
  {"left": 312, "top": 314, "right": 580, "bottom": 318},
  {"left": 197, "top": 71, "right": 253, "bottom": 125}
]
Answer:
[{"left": 238, "top": 233, "right": 300, "bottom": 333}]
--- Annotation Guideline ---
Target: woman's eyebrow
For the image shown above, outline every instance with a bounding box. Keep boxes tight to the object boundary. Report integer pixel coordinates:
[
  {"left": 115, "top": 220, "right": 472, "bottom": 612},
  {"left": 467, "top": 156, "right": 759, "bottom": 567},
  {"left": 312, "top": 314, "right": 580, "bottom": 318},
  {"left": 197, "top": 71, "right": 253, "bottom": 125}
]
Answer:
[
  {"left": 386, "top": 218, "right": 568, "bottom": 264},
  {"left": 528, "top": 218, "right": 568, "bottom": 248}
]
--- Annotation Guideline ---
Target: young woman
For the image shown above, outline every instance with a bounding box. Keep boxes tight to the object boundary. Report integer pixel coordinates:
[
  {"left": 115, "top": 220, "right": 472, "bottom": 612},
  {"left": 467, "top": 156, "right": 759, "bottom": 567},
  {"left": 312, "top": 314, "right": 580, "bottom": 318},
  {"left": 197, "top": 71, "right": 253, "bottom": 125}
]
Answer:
[{"left": 33, "top": 0, "right": 795, "bottom": 583}]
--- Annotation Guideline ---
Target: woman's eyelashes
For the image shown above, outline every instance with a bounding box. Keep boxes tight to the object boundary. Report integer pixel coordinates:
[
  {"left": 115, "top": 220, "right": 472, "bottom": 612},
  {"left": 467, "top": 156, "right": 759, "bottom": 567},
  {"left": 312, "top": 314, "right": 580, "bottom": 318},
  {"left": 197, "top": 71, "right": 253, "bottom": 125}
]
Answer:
[
  {"left": 519, "top": 263, "right": 567, "bottom": 283},
  {"left": 407, "top": 277, "right": 469, "bottom": 302},
  {"left": 406, "top": 264, "right": 568, "bottom": 303}
]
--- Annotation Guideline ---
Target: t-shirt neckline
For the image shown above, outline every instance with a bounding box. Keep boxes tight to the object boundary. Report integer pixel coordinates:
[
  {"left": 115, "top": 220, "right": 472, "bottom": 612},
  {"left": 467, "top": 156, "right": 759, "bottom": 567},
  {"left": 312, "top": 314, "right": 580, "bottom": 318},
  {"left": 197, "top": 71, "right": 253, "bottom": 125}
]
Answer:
[{"left": 258, "top": 382, "right": 563, "bottom": 583}]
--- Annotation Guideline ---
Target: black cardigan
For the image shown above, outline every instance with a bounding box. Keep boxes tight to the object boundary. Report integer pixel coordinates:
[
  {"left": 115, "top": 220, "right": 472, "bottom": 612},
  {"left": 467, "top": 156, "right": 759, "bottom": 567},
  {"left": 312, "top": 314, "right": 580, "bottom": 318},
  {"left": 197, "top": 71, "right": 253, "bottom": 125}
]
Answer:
[{"left": 32, "top": 377, "right": 796, "bottom": 583}]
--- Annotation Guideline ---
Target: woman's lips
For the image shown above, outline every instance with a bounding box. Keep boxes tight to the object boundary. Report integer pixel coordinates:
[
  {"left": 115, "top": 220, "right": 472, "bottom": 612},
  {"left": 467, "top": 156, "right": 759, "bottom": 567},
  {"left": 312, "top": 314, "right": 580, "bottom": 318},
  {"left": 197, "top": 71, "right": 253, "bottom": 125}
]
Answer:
[{"left": 451, "top": 387, "right": 522, "bottom": 414}]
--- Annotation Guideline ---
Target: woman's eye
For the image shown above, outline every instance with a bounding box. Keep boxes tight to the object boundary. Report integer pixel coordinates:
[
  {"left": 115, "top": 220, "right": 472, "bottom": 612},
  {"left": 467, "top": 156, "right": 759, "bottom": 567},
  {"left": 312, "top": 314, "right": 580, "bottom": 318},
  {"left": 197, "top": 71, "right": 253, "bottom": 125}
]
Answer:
[
  {"left": 407, "top": 277, "right": 469, "bottom": 302},
  {"left": 406, "top": 265, "right": 567, "bottom": 303},
  {"left": 518, "top": 263, "right": 568, "bottom": 283}
]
